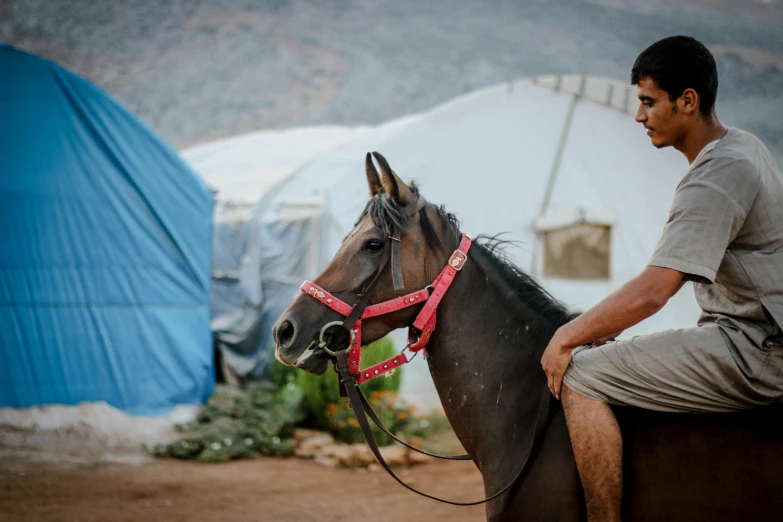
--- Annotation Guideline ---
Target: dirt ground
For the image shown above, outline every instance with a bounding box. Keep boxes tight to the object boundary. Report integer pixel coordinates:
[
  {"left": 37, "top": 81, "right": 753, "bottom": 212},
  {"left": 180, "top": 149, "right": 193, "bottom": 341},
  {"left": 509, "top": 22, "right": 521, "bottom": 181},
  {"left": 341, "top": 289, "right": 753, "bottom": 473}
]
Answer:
[{"left": 0, "top": 454, "right": 486, "bottom": 522}]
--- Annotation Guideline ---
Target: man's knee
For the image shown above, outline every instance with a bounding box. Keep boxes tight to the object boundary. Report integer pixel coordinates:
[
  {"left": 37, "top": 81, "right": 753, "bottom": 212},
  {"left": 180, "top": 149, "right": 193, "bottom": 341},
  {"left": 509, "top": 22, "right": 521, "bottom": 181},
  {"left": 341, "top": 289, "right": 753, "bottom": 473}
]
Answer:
[{"left": 561, "top": 384, "right": 611, "bottom": 425}]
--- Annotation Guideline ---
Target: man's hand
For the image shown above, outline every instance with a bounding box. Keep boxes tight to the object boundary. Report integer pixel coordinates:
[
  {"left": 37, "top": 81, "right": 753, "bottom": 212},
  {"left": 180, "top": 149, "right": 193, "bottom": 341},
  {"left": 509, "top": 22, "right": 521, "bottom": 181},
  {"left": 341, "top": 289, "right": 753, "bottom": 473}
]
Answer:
[
  {"left": 541, "top": 330, "right": 573, "bottom": 401},
  {"left": 541, "top": 328, "right": 624, "bottom": 400},
  {"left": 538, "top": 266, "right": 685, "bottom": 400}
]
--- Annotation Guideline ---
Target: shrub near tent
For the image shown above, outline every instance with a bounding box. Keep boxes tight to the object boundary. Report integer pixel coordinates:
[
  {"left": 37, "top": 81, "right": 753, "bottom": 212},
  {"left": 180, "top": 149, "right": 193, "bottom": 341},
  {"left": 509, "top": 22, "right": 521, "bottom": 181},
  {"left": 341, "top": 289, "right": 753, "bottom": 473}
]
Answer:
[
  {"left": 323, "top": 390, "right": 422, "bottom": 446},
  {"left": 295, "top": 338, "right": 408, "bottom": 440},
  {"left": 296, "top": 338, "right": 402, "bottom": 422},
  {"left": 147, "top": 383, "right": 304, "bottom": 463},
  {"left": 149, "top": 339, "right": 456, "bottom": 462}
]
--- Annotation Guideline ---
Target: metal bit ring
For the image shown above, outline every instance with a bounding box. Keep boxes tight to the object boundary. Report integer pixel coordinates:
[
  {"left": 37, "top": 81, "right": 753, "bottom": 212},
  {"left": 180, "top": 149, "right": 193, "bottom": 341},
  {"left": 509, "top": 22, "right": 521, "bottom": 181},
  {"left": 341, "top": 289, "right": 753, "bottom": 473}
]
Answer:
[{"left": 318, "top": 321, "right": 356, "bottom": 356}]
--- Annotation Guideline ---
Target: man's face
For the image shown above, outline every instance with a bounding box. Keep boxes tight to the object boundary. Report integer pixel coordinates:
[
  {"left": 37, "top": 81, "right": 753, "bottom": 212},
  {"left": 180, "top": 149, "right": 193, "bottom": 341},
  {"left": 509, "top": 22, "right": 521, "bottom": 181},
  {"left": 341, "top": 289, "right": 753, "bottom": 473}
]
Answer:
[{"left": 634, "top": 77, "right": 686, "bottom": 149}]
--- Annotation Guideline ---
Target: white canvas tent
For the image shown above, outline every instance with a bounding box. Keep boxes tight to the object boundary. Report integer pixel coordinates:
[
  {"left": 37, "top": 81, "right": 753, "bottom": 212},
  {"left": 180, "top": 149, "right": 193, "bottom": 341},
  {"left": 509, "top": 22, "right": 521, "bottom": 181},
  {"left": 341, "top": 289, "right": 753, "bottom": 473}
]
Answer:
[
  {"left": 184, "top": 126, "right": 371, "bottom": 205},
  {"left": 183, "top": 119, "right": 421, "bottom": 378},
  {"left": 183, "top": 125, "right": 373, "bottom": 321},
  {"left": 188, "top": 75, "right": 702, "bottom": 408}
]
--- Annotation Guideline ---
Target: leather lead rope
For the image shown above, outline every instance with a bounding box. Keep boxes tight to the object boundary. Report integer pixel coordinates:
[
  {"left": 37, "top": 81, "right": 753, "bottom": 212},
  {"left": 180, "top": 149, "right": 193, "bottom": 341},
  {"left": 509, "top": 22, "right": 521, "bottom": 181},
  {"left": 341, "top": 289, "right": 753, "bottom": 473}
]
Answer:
[
  {"left": 357, "top": 389, "right": 470, "bottom": 460},
  {"left": 336, "top": 349, "right": 552, "bottom": 507}
]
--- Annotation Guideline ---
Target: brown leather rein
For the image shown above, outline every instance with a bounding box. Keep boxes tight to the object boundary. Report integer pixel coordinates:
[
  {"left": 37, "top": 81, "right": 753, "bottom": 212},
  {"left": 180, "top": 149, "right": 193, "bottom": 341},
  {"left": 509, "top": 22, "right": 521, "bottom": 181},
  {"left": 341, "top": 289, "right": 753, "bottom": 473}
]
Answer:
[{"left": 302, "top": 199, "right": 552, "bottom": 506}]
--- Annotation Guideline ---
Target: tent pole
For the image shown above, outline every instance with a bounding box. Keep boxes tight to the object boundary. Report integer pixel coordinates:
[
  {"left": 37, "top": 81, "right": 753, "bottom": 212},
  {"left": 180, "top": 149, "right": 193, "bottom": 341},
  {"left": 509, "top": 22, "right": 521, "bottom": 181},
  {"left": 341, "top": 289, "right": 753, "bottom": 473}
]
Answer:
[{"left": 531, "top": 75, "right": 585, "bottom": 276}]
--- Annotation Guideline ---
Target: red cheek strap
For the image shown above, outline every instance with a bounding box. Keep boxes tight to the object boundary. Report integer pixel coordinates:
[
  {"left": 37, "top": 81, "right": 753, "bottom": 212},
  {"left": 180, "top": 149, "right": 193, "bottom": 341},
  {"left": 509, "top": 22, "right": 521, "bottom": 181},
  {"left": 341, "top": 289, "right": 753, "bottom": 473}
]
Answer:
[{"left": 299, "top": 233, "right": 472, "bottom": 384}]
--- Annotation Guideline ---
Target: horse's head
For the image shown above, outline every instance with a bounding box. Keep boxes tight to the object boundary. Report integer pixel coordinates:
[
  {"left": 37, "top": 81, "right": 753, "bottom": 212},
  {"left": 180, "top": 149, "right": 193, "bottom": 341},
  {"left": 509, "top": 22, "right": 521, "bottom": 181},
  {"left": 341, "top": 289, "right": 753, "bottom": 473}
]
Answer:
[{"left": 273, "top": 152, "right": 456, "bottom": 374}]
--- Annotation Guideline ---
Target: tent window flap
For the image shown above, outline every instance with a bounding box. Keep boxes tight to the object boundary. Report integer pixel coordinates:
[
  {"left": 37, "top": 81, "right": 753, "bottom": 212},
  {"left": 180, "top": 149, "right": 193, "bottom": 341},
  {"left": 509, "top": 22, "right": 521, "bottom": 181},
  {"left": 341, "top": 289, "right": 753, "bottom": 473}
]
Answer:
[{"left": 542, "top": 224, "right": 611, "bottom": 279}]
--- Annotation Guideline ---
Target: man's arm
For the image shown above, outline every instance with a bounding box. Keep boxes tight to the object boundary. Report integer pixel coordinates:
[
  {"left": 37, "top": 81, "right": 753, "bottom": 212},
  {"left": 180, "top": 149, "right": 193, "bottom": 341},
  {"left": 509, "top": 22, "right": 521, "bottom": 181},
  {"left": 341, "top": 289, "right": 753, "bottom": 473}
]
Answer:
[{"left": 541, "top": 265, "right": 685, "bottom": 399}]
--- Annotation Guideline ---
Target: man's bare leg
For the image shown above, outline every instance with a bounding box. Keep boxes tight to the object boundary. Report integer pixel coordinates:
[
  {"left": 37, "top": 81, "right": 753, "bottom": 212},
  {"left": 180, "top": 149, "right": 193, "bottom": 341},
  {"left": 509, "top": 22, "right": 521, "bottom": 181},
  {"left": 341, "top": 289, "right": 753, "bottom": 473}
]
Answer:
[{"left": 561, "top": 385, "right": 623, "bottom": 522}]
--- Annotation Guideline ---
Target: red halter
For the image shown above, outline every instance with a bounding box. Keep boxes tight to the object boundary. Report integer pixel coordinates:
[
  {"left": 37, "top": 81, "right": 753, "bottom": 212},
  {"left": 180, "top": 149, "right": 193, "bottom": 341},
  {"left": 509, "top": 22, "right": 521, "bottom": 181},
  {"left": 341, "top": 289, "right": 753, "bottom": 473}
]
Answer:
[{"left": 300, "top": 233, "right": 472, "bottom": 384}]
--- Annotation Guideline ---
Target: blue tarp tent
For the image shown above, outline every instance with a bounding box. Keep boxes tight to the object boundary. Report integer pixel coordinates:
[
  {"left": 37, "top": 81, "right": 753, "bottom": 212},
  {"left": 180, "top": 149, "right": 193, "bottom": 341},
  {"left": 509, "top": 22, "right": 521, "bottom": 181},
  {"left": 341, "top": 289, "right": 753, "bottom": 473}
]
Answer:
[{"left": 0, "top": 44, "right": 214, "bottom": 415}]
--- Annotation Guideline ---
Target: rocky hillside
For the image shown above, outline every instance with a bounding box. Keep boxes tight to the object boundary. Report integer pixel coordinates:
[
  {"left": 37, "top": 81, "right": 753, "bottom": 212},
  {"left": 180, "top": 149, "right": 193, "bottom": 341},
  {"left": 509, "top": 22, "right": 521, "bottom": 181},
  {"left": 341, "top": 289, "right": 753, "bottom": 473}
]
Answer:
[{"left": 2, "top": 0, "right": 781, "bottom": 161}]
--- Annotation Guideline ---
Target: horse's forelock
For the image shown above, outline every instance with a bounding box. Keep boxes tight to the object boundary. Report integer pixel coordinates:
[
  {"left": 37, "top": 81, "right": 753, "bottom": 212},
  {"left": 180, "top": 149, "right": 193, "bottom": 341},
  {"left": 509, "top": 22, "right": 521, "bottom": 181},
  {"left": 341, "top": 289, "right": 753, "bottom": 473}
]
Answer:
[
  {"left": 356, "top": 184, "right": 460, "bottom": 258},
  {"left": 355, "top": 182, "right": 424, "bottom": 237}
]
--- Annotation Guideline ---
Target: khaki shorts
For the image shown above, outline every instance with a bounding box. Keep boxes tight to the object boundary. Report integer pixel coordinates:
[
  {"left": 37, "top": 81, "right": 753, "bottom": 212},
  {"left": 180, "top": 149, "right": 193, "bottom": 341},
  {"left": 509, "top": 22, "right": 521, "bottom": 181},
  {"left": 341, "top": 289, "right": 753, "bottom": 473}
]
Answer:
[{"left": 562, "top": 325, "right": 783, "bottom": 413}]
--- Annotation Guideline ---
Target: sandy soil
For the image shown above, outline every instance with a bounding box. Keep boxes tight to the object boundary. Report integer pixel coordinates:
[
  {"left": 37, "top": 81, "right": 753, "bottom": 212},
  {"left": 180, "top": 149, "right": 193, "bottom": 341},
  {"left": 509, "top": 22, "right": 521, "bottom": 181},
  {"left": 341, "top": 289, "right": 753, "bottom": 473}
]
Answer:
[{"left": 0, "top": 455, "right": 486, "bottom": 522}]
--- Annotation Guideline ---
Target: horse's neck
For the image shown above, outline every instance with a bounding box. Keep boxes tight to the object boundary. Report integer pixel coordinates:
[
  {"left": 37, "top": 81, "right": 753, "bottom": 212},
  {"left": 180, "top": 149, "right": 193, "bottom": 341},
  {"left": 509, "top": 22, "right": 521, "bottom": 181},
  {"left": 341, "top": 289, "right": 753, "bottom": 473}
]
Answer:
[{"left": 424, "top": 251, "right": 555, "bottom": 478}]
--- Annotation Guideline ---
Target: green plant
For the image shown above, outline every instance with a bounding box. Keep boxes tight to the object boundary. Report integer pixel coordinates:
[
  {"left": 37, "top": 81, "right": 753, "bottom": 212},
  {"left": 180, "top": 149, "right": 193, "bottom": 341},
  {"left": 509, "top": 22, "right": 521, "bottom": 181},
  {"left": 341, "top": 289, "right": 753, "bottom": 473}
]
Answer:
[
  {"left": 323, "top": 389, "right": 414, "bottom": 445},
  {"left": 322, "top": 389, "right": 458, "bottom": 447},
  {"left": 146, "top": 382, "right": 303, "bottom": 462},
  {"left": 295, "top": 337, "right": 402, "bottom": 430}
]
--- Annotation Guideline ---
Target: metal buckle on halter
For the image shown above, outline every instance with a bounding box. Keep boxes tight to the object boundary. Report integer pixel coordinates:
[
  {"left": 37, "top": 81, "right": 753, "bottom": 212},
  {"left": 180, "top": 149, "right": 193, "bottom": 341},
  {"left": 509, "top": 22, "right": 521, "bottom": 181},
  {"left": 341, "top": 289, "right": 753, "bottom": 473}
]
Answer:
[
  {"left": 317, "top": 321, "right": 357, "bottom": 356},
  {"left": 401, "top": 344, "right": 419, "bottom": 362},
  {"left": 448, "top": 249, "right": 468, "bottom": 271}
]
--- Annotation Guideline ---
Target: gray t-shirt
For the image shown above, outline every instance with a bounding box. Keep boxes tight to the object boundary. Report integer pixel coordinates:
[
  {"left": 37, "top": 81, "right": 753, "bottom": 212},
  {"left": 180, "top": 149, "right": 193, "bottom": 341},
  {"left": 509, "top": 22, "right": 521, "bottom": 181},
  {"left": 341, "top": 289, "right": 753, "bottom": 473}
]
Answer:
[{"left": 649, "top": 127, "right": 783, "bottom": 346}]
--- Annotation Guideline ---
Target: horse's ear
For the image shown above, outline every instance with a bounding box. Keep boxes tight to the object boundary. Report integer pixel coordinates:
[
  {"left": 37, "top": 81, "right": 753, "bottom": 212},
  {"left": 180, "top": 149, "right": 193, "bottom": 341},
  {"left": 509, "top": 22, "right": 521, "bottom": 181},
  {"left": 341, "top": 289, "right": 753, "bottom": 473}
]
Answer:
[
  {"left": 372, "top": 151, "right": 414, "bottom": 204},
  {"left": 365, "top": 152, "right": 383, "bottom": 197}
]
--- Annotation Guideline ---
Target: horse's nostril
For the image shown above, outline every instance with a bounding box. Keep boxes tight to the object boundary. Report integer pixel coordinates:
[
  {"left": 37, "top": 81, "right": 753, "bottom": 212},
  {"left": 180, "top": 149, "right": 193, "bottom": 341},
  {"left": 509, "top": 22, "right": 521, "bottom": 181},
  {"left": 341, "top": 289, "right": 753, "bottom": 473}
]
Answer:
[{"left": 275, "top": 319, "right": 295, "bottom": 349}]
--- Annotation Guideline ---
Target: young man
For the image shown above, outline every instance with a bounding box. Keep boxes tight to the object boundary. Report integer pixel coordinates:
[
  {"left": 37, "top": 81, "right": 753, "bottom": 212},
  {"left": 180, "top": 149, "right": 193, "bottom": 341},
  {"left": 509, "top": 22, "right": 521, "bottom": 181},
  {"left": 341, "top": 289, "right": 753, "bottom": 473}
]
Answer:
[{"left": 540, "top": 35, "right": 783, "bottom": 521}]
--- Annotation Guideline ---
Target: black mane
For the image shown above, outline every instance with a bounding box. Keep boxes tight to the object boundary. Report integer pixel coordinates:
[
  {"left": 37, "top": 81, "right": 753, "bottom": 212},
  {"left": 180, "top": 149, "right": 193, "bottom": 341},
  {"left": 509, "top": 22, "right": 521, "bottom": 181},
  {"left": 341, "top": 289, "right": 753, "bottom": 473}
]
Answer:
[{"left": 471, "top": 235, "right": 574, "bottom": 330}]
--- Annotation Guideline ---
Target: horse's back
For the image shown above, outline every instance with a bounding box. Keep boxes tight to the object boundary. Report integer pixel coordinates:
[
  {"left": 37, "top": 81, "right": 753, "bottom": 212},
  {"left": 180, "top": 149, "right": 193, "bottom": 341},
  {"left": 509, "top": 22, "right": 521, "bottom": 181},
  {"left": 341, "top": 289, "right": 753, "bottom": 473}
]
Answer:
[{"left": 619, "top": 405, "right": 783, "bottom": 521}]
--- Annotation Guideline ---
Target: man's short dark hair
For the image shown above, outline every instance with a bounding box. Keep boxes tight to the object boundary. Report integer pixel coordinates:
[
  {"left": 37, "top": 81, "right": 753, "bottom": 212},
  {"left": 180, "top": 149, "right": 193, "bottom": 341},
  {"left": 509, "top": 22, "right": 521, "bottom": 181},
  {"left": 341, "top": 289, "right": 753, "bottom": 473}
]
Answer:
[{"left": 631, "top": 36, "right": 719, "bottom": 116}]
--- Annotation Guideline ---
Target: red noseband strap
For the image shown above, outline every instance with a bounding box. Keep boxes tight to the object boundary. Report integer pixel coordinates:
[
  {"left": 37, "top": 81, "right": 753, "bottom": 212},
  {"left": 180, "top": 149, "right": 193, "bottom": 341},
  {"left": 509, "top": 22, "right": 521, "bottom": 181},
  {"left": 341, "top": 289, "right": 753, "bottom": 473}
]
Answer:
[{"left": 300, "top": 233, "right": 472, "bottom": 384}]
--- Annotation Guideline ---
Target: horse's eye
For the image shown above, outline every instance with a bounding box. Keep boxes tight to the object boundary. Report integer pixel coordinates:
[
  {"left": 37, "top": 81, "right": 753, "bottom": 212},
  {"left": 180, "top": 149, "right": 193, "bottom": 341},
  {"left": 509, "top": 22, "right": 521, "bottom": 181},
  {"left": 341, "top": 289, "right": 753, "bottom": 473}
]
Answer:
[{"left": 364, "top": 239, "right": 383, "bottom": 253}]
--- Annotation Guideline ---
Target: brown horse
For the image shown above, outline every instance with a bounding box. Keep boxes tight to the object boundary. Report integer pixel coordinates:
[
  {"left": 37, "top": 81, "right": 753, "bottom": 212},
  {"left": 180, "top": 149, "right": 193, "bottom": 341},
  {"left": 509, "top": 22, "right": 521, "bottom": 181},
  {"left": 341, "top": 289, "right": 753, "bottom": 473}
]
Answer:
[{"left": 273, "top": 153, "right": 783, "bottom": 521}]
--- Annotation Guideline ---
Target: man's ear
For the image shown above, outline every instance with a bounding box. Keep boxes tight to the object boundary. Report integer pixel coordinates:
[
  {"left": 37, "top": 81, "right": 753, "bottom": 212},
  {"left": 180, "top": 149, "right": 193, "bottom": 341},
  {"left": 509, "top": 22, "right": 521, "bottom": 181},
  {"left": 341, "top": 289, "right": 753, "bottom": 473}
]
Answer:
[{"left": 680, "top": 88, "right": 699, "bottom": 115}]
